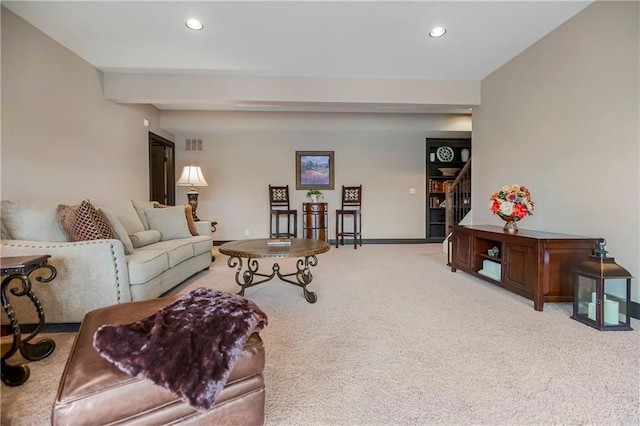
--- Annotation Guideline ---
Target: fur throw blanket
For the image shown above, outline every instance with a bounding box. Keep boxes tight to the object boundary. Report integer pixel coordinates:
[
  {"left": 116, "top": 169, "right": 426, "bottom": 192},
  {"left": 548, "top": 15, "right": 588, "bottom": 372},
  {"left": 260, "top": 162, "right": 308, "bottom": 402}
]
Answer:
[{"left": 93, "top": 287, "right": 268, "bottom": 410}]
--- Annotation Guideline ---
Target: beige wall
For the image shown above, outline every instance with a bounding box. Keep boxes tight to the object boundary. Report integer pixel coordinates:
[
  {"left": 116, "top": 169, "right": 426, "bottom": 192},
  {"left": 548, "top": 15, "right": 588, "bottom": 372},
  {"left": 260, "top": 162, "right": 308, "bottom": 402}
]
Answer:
[
  {"left": 162, "top": 110, "right": 471, "bottom": 240},
  {"left": 1, "top": 6, "right": 472, "bottom": 241},
  {"left": 472, "top": 1, "right": 640, "bottom": 301},
  {"left": 160, "top": 111, "right": 471, "bottom": 240},
  {"left": 1, "top": 8, "right": 172, "bottom": 203}
]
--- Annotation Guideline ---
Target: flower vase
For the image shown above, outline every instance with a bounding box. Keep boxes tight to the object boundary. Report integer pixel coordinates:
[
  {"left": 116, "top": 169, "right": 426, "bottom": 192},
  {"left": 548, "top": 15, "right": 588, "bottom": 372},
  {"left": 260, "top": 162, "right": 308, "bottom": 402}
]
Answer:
[
  {"left": 311, "top": 196, "right": 318, "bottom": 203},
  {"left": 500, "top": 215, "right": 518, "bottom": 233}
]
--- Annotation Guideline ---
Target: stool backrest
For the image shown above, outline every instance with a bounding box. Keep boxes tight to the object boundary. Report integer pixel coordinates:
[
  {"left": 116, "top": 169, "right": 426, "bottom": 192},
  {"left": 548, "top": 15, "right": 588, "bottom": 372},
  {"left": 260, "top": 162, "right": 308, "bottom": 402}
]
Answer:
[
  {"left": 341, "top": 185, "right": 362, "bottom": 210},
  {"left": 269, "top": 185, "right": 292, "bottom": 210}
]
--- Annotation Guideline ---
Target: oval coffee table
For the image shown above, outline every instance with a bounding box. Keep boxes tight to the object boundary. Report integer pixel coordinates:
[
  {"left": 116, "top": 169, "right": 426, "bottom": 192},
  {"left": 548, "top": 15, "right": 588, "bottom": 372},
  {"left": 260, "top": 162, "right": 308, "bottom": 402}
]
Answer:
[{"left": 219, "top": 238, "right": 330, "bottom": 303}]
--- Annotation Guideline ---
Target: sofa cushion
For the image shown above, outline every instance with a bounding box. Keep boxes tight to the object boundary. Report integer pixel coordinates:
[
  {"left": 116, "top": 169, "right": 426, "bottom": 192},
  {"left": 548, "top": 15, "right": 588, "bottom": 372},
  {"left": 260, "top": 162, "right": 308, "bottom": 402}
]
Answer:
[
  {"left": 153, "top": 203, "right": 199, "bottom": 236},
  {"left": 129, "top": 230, "right": 162, "bottom": 248},
  {"left": 126, "top": 249, "right": 169, "bottom": 285},
  {"left": 100, "top": 209, "right": 134, "bottom": 255},
  {"left": 144, "top": 207, "right": 191, "bottom": 241},
  {"left": 92, "top": 200, "right": 145, "bottom": 235},
  {"left": 132, "top": 200, "right": 156, "bottom": 230},
  {"left": 1, "top": 200, "right": 69, "bottom": 242},
  {"left": 191, "top": 235, "right": 215, "bottom": 256},
  {"left": 138, "top": 239, "right": 194, "bottom": 268},
  {"left": 1, "top": 220, "right": 12, "bottom": 239},
  {"left": 57, "top": 201, "right": 117, "bottom": 242}
]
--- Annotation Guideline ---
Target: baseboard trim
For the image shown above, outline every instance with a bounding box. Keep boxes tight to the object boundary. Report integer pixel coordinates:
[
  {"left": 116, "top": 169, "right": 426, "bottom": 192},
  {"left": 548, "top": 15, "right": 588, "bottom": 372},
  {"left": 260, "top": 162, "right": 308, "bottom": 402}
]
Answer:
[
  {"left": 1, "top": 323, "right": 80, "bottom": 335},
  {"left": 213, "top": 238, "right": 430, "bottom": 246}
]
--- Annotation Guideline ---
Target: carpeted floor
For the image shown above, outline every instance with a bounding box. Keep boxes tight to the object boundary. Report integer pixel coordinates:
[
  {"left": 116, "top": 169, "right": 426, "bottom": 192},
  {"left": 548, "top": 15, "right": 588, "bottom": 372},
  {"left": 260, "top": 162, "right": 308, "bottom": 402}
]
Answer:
[{"left": 2, "top": 244, "right": 639, "bottom": 425}]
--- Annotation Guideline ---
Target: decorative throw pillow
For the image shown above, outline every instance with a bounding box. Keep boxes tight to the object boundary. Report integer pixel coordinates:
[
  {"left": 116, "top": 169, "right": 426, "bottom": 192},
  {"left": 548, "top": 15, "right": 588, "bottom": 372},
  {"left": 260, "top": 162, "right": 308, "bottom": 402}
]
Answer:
[
  {"left": 144, "top": 206, "right": 191, "bottom": 241},
  {"left": 57, "top": 200, "right": 117, "bottom": 242},
  {"left": 153, "top": 203, "right": 199, "bottom": 236},
  {"left": 93, "top": 288, "right": 268, "bottom": 410},
  {"left": 100, "top": 208, "right": 134, "bottom": 255},
  {"left": 129, "top": 230, "right": 162, "bottom": 248}
]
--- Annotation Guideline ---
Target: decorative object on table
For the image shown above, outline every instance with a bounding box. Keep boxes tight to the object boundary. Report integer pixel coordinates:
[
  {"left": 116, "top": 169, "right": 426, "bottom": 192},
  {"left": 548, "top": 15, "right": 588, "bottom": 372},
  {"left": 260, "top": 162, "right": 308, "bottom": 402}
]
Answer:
[
  {"left": 571, "top": 239, "right": 633, "bottom": 331},
  {"left": 436, "top": 146, "right": 454, "bottom": 162},
  {"left": 267, "top": 238, "right": 292, "bottom": 247},
  {"left": 461, "top": 148, "right": 470, "bottom": 162},
  {"left": 296, "top": 150, "right": 334, "bottom": 190},
  {"left": 306, "top": 189, "right": 324, "bottom": 203},
  {"left": 489, "top": 184, "right": 534, "bottom": 232},
  {"left": 438, "top": 167, "right": 460, "bottom": 177},
  {"left": 176, "top": 164, "right": 208, "bottom": 221},
  {"left": 487, "top": 246, "right": 500, "bottom": 257}
]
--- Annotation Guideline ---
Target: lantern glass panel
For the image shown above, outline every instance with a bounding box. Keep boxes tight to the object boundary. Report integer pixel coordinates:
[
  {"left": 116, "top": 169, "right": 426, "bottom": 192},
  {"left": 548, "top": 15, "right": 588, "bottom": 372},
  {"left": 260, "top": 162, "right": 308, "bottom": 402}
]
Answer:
[
  {"left": 576, "top": 275, "right": 597, "bottom": 321},
  {"left": 604, "top": 279, "right": 627, "bottom": 326}
]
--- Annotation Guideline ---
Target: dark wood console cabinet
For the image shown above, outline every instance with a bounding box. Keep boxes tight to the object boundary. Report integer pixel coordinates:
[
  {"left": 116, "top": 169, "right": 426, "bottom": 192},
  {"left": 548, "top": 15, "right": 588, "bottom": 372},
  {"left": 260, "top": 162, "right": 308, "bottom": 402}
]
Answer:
[{"left": 449, "top": 225, "right": 598, "bottom": 311}]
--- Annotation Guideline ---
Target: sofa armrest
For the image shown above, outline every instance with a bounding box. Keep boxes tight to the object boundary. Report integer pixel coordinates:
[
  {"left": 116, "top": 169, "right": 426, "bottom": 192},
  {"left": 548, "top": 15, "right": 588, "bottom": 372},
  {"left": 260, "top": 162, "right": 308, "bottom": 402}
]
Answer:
[
  {"left": 1, "top": 239, "right": 132, "bottom": 323},
  {"left": 195, "top": 221, "right": 213, "bottom": 237}
]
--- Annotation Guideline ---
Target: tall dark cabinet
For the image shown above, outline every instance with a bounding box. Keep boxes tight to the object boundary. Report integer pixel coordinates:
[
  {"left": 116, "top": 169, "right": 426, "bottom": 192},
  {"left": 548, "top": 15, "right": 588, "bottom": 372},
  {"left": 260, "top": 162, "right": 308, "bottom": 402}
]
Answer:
[{"left": 426, "top": 138, "right": 471, "bottom": 242}]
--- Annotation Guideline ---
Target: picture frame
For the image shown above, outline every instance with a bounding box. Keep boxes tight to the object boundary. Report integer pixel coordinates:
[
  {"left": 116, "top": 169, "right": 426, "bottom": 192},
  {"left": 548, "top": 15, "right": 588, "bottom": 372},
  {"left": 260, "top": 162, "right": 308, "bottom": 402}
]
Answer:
[{"left": 296, "top": 151, "right": 335, "bottom": 190}]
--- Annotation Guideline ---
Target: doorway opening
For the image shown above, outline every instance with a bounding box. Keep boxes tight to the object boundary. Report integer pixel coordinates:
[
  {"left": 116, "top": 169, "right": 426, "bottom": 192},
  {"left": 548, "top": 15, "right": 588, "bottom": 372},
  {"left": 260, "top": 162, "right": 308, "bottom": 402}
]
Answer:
[{"left": 148, "top": 132, "right": 175, "bottom": 205}]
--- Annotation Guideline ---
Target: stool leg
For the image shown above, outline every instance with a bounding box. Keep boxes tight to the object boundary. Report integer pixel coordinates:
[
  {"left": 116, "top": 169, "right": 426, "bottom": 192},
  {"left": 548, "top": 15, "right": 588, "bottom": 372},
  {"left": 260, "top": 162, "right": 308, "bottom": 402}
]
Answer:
[
  {"left": 293, "top": 212, "right": 297, "bottom": 238},
  {"left": 353, "top": 213, "right": 357, "bottom": 249},
  {"left": 335, "top": 212, "right": 339, "bottom": 248}
]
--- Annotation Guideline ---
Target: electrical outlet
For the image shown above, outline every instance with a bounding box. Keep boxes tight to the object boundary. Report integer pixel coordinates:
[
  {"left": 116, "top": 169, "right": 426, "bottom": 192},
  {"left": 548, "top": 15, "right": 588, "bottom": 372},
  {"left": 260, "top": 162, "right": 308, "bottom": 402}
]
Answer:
[
  {"left": 244, "top": 229, "right": 250, "bottom": 236},
  {"left": 409, "top": 188, "right": 416, "bottom": 195}
]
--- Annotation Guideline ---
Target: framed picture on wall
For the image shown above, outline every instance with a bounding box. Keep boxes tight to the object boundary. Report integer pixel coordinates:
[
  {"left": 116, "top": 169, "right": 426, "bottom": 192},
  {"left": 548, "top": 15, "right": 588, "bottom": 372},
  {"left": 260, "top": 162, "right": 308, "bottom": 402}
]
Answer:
[{"left": 296, "top": 151, "right": 335, "bottom": 190}]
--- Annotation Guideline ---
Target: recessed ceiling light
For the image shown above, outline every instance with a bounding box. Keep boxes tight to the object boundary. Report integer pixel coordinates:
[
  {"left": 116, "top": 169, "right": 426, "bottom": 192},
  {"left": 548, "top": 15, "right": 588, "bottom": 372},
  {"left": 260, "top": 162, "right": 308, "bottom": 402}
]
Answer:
[
  {"left": 185, "top": 18, "right": 204, "bottom": 31},
  {"left": 429, "top": 27, "right": 446, "bottom": 38}
]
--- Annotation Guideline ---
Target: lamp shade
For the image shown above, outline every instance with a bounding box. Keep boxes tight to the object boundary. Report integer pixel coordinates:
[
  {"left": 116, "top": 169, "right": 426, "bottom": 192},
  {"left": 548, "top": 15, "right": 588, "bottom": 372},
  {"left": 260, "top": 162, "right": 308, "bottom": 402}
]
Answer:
[{"left": 176, "top": 164, "right": 208, "bottom": 191}]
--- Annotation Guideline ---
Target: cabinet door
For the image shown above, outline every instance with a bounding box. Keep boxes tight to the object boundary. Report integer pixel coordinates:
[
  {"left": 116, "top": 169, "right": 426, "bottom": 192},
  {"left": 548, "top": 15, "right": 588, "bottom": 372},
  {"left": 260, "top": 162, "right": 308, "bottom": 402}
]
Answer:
[
  {"left": 503, "top": 243, "right": 535, "bottom": 295},
  {"left": 451, "top": 230, "right": 472, "bottom": 271}
]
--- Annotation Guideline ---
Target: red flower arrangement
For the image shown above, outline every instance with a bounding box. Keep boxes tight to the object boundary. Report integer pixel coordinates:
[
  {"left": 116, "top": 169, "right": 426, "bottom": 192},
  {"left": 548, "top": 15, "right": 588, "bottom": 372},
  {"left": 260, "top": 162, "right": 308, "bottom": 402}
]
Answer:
[{"left": 489, "top": 184, "right": 534, "bottom": 221}]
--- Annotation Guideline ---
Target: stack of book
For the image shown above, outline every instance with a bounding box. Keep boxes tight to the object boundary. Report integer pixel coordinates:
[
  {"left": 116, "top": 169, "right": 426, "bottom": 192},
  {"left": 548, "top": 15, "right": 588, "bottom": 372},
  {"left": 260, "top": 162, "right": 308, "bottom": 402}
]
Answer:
[{"left": 267, "top": 239, "right": 292, "bottom": 247}]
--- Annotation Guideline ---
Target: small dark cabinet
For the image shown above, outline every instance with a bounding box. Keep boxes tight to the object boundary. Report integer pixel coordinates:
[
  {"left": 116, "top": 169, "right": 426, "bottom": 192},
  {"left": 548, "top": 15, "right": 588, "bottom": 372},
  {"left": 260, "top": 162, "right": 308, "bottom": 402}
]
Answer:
[
  {"left": 449, "top": 225, "right": 598, "bottom": 311},
  {"left": 426, "top": 138, "right": 471, "bottom": 242}
]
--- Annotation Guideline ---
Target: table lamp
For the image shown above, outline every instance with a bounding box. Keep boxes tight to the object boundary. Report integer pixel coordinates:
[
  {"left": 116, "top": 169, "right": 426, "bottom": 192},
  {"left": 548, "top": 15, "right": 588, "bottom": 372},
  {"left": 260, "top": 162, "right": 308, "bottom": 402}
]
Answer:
[{"left": 176, "top": 164, "right": 208, "bottom": 221}]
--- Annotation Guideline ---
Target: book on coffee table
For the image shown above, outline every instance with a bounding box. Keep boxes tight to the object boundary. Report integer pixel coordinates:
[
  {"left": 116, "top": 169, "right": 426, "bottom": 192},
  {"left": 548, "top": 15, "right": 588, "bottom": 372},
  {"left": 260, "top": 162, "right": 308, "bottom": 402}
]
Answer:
[{"left": 267, "top": 239, "right": 292, "bottom": 247}]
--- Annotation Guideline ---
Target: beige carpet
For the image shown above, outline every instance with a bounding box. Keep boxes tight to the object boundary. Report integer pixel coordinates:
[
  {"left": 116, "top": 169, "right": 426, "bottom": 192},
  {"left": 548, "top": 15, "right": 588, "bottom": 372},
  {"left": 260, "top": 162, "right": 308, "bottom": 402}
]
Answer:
[{"left": 2, "top": 244, "right": 639, "bottom": 425}]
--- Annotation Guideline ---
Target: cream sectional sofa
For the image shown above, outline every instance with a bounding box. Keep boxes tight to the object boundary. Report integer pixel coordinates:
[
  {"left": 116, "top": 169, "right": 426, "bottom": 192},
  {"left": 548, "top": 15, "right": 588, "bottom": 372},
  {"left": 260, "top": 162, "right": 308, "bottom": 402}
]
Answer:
[{"left": 1, "top": 199, "right": 213, "bottom": 323}]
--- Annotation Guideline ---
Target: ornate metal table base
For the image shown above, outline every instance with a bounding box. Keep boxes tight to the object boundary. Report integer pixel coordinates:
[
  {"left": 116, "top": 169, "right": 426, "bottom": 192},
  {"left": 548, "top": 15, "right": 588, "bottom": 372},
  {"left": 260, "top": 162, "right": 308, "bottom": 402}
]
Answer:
[
  {"left": 1, "top": 255, "right": 57, "bottom": 386},
  {"left": 227, "top": 256, "right": 319, "bottom": 303}
]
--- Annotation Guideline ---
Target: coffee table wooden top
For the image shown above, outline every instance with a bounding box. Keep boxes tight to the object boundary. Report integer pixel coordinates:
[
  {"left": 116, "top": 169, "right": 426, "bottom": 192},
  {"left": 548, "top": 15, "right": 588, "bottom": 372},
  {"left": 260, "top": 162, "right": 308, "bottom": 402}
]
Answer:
[{"left": 219, "top": 238, "right": 330, "bottom": 259}]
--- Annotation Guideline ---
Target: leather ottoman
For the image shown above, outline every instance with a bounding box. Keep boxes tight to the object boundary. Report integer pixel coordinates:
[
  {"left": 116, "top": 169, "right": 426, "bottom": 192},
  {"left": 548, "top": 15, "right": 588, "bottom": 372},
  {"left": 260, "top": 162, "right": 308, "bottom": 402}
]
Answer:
[{"left": 52, "top": 296, "right": 266, "bottom": 425}]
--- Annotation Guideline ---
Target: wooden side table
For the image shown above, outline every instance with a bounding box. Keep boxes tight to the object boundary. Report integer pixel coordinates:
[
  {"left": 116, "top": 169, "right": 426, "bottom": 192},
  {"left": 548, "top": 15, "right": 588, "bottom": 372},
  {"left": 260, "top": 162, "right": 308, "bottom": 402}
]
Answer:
[
  {"left": 303, "top": 202, "right": 328, "bottom": 241},
  {"left": 1, "top": 255, "right": 57, "bottom": 386}
]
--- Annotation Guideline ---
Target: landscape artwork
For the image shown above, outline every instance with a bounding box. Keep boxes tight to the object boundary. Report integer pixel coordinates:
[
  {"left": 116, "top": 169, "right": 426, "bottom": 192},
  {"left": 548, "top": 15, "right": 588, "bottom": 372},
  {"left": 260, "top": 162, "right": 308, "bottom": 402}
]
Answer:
[{"left": 296, "top": 151, "right": 335, "bottom": 190}]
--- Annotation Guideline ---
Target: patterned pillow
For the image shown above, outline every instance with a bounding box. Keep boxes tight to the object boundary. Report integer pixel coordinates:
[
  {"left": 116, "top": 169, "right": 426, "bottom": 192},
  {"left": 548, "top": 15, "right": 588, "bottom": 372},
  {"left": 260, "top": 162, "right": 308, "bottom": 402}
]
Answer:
[
  {"left": 57, "top": 200, "right": 117, "bottom": 242},
  {"left": 153, "top": 203, "right": 199, "bottom": 236}
]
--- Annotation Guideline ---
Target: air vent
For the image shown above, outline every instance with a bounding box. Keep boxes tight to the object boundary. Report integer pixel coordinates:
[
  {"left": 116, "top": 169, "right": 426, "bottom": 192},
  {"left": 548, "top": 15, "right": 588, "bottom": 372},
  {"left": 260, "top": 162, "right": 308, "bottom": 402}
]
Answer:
[{"left": 185, "top": 138, "right": 203, "bottom": 151}]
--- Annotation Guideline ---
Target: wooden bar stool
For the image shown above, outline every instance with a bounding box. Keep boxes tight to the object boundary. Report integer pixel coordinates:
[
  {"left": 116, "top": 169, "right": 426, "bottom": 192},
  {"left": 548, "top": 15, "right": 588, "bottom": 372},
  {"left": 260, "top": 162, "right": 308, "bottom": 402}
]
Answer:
[
  {"left": 335, "top": 185, "right": 362, "bottom": 249},
  {"left": 269, "top": 185, "right": 297, "bottom": 238}
]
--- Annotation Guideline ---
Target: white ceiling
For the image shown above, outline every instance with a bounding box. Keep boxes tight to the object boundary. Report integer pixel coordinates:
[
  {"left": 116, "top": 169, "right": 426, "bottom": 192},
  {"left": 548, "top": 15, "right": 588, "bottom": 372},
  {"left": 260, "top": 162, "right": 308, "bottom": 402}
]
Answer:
[{"left": 4, "top": 0, "right": 592, "bottom": 113}]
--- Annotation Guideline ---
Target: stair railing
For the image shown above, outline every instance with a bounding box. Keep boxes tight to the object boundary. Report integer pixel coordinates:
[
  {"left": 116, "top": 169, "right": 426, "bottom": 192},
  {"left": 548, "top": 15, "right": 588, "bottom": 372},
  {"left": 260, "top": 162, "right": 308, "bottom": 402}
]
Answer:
[{"left": 445, "top": 158, "right": 472, "bottom": 235}]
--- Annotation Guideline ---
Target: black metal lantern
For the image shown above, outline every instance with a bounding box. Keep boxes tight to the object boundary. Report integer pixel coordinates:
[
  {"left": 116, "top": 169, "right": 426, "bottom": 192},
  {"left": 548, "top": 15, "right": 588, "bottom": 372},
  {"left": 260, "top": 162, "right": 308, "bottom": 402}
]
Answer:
[{"left": 572, "top": 239, "right": 633, "bottom": 331}]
